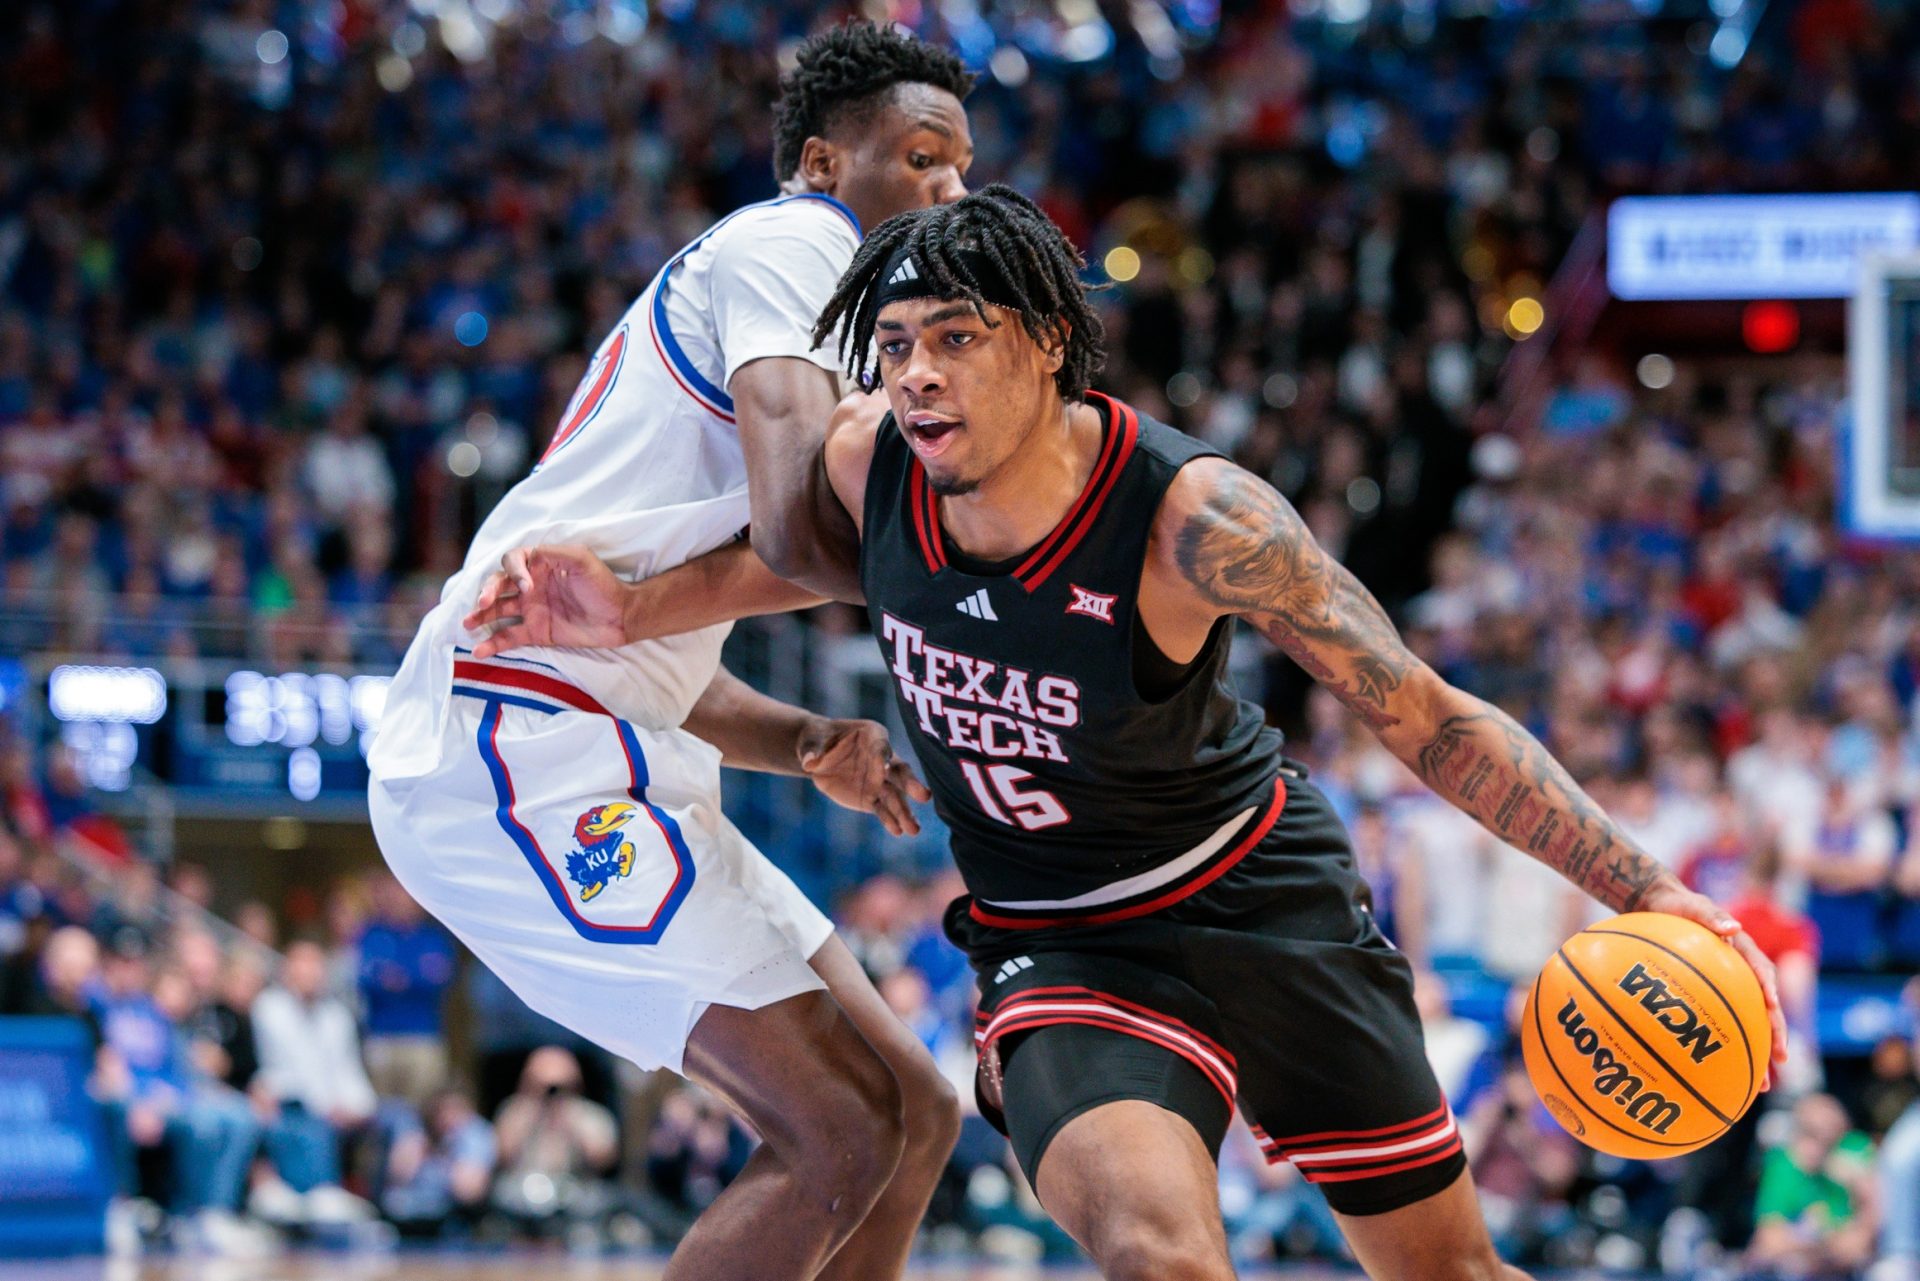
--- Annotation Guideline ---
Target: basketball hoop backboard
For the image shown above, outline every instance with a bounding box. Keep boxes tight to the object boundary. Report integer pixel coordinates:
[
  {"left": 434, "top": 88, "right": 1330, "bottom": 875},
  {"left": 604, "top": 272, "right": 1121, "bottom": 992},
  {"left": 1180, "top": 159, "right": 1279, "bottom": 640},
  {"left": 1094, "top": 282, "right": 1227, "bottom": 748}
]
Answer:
[{"left": 1846, "top": 252, "right": 1920, "bottom": 540}]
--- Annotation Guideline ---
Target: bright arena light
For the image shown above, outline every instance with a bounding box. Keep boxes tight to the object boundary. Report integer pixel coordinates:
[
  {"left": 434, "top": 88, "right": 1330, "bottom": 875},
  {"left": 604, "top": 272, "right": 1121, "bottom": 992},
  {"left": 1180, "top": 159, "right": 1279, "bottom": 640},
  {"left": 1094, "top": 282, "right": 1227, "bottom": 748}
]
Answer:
[
  {"left": 1506, "top": 297, "right": 1545, "bottom": 337},
  {"left": 62, "top": 721, "right": 138, "bottom": 792},
  {"left": 289, "top": 747, "right": 323, "bottom": 802},
  {"left": 448, "top": 441, "right": 483, "bottom": 477},
  {"left": 376, "top": 54, "right": 414, "bottom": 92},
  {"left": 225, "top": 671, "right": 318, "bottom": 747},
  {"left": 1104, "top": 246, "right": 1141, "bottom": 283},
  {"left": 989, "top": 46, "right": 1030, "bottom": 87},
  {"left": 1637, "top": 354, "right": 1676, "bottom": 390},
  {"left": 349, "top": 674, "right": 391, "bottom": 731},
  {"left": 48, "top": 666, "right": 168, "bottom": 725}
]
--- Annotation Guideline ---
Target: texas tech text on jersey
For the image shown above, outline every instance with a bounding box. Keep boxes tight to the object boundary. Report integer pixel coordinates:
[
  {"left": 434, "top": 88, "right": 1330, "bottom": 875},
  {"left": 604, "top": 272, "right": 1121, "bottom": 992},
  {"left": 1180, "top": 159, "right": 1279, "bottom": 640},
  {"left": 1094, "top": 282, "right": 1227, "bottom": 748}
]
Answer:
[{"left": 880, "top": 612, "right": 1077, "bottom": 763}]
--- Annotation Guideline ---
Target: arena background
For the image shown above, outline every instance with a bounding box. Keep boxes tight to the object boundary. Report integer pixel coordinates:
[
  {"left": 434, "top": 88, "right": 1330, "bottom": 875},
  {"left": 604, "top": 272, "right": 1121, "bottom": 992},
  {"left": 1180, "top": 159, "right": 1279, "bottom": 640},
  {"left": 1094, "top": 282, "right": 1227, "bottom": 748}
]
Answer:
[{"left": 1, "top": 0, "right": 1918, "bottom": 1276}]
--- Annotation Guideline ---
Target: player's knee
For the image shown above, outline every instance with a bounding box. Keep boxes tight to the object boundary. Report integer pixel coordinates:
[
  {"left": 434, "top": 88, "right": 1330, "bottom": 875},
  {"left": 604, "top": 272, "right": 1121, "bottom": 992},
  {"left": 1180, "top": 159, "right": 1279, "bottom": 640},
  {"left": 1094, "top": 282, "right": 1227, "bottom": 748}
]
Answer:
[
  {"left": 1090, "top": 1217, "right": 1230, "bottom": 1281},
  {"left": 767, "top": 1038, "right": 904, "bottom": 1187},
  {"left": 850, "top": 1039, "right": 909, "bottom": 1138},
  {"left": 795, "top": 1106, "right": 903, "bottom": 1213},
  {"left": 897, "top": 1056, "right": 962, "bottom": 1165},
  {"left": 812, "top": 1048, "right": 908, "bottom": 1194}
]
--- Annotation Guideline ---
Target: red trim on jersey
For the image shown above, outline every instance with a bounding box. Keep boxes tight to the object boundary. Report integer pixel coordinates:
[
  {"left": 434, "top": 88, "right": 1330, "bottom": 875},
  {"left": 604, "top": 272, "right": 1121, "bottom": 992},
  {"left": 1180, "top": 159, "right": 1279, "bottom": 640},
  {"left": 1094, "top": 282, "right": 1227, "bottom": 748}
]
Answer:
[
  {"left": 973, "top": 985, "right": 1237, "bottom": 1106},
  {"left": 974, "top": 985, "right": 1239, "bottom": 1068},
  {"left": 908, "top": 463, "right": 947, "bottom": 574},
  {"left": 646, "top": 306, "right": 737, "bottom": 424},
  {"left": 1296, "top": 1137, "right": 1464, "bottom": 1185},
  {"left": 983, "top": 1010, "right": 1236, "bottom": 1106},
  {"left": 1286, "top": 1116, "right": 1457, "bottom": 1167},
  {"left": 452, "top": 661, "right": 611, "bottom": 717},
  {"left": 1248, "top": 1101, "right": 1463, "bottom": 1181},
  {"left": 967, "top": 774, "right": 1286, "bottom": 930},
  {"left": 906, "top": 390, "right": 1138, "bottom": 585},
  {"left": 1264, "top": 1101, "right": 1452, "bottom": 1151},
  {"left": 1006, "top": 391, "right": 1125, "bottom": 583},
  {"left": 541, "top": 327, "right": 630, "bottom": 463},
  {"left": 1014, "top": 393, "right": 1139, "bottom": 591}
]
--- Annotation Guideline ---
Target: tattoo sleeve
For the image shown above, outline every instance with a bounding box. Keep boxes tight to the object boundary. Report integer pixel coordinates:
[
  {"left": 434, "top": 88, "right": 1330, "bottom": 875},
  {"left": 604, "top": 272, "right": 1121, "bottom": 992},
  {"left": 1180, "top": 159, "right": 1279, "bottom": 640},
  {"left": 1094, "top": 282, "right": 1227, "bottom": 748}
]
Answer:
[
  {"left": 1172, "top": 466, "right": 1670, "bottom": 912},
  {"left": 1173, "top": 468, "right": 1415, "bottom": 733},
  {"left": 1411, "top": 707, "right": 1666, "bottom": 911}
]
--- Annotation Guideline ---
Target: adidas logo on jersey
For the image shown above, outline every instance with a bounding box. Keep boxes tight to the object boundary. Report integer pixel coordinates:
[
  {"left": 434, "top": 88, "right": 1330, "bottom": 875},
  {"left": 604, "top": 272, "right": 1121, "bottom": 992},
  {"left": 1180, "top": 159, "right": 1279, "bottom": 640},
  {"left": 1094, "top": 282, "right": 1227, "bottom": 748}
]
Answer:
[
  {"left": 992, "top": 956, "right": 1034, "bottom": 985},
  {"left": 955, "top": 588, "right": 998, "bottom": 621},
  {"left": 886, "top": 257, "right": 922, "bottom": 287}
]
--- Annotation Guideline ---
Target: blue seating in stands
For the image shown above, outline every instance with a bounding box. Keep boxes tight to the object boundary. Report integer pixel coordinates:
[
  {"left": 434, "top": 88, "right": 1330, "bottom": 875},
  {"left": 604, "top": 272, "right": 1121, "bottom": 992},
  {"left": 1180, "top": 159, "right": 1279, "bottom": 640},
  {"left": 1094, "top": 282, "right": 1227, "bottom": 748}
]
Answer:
[
  {"left": 1815, "top": 973, "right": 1913, "bottom": 1054},
  {"left": 1426, "top": 954, "right": 1910, "bottom": 1058},
  {"left": 1889, "top": 898, "right": 1920, "bottom": 970},
  {"left": 1804, "top": 890, "right": 1886, "bottom": 971}
]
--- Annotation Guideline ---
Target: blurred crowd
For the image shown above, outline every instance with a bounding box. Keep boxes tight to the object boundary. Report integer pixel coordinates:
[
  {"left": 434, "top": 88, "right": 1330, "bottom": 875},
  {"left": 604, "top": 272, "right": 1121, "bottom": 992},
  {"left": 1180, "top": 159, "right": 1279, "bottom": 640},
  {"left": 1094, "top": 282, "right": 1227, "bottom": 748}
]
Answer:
[
  {"left": 6, "top": 0, "right": 1920, "bottom": 1273},
  {"left": 5, "top": 807, "right": 1917, "bottom": 1272},
  {"left": 3, "top": 0, "right": 1916, "bottom": 661},
  {"left": 0, "top": 829, "right": 757, "bottom": 1256}
]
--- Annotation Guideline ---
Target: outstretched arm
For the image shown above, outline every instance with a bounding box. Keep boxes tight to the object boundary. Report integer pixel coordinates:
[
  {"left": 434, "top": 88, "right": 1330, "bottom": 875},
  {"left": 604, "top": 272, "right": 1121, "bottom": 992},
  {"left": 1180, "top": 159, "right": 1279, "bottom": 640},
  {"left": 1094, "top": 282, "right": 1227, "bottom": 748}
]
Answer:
[
  {"left": 683, "top": 665, "right": 930, "bottom": 837},
  {"left": 463, "top": 392, "right": 888, "bottom": 657},
  {"left": 463, "top": 537, "right": 825, "bottom": 657},
  {"left": 1155, "top": 457, "right": 1787, "bottom": 1069}
]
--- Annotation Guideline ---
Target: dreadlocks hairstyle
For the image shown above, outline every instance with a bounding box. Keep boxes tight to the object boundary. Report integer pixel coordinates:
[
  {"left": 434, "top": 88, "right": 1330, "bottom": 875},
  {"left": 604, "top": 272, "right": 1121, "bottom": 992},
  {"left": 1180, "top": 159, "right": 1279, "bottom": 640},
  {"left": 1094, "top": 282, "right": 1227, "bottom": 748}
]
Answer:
[
  {"left": 811, "top": 184, "right": 1108, "bottom": 402},
  {"left": 771, "top": 22, "right": 974, "bottom": 183}
]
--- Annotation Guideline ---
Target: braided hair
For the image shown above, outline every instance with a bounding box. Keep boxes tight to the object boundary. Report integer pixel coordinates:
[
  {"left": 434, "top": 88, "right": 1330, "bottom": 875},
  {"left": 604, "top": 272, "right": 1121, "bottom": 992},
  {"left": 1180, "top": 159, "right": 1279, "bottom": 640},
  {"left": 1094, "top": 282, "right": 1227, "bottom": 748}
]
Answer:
[
  {"left": 771, "top": 22, "right": 973, "bottom": 184},
  {"left": 811, "top": 184, "right": 1107, "bottom": 402}
]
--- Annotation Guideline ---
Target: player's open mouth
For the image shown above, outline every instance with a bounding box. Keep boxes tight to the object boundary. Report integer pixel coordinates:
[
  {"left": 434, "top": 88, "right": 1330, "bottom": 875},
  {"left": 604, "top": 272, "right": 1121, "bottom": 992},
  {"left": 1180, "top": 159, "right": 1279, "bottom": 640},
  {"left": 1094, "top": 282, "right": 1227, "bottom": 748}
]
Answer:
[{"left": 904, "top": 412, "right": 962, "bottom": 457}]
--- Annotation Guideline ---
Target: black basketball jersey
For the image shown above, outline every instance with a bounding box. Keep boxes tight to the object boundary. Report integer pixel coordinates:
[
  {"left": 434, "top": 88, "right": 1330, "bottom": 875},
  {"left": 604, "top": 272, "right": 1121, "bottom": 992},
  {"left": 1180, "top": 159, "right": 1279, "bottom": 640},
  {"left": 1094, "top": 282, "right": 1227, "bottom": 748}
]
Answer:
[{"left": 860, "top": 391, "right": 1285, "bottom": 928}]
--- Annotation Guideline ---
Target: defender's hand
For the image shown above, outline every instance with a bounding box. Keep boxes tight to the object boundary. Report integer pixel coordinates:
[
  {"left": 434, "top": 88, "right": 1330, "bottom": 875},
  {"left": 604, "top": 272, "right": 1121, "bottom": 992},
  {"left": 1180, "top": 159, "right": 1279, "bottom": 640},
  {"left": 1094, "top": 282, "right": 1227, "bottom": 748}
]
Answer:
[
  {"left": 1634, "top": 876, "right": 1789, "bottom": 1087},
  {"left": 463, "top": 545, "right": 628, "bottom": 656},
  {"left": 797, "top": 718, "right": 931, "bottom": 837}
]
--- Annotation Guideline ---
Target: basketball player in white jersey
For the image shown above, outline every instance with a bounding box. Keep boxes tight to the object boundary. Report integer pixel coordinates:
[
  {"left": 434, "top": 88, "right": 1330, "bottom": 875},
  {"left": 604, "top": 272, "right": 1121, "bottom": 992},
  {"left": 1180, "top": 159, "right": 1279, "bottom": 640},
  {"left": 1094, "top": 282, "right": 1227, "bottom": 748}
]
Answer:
[{"left": 366, "top": 25, "right": 974, "bottom": 1280}]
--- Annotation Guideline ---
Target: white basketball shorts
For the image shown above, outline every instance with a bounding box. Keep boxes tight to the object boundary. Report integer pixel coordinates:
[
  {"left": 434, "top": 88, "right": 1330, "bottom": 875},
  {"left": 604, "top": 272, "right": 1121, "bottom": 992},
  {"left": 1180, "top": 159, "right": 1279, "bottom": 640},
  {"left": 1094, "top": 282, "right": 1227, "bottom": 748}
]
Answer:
[{"left": 367, "top": 652, "right": 832, "bottom": 1074}]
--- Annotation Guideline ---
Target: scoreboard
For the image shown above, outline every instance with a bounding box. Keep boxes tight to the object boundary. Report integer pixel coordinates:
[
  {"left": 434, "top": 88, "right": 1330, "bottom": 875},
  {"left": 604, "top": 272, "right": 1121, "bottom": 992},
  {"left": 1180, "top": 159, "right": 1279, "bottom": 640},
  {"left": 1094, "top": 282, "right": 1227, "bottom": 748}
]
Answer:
[{"left": 29, "top": 660, "right": 392, "bottom": 811}]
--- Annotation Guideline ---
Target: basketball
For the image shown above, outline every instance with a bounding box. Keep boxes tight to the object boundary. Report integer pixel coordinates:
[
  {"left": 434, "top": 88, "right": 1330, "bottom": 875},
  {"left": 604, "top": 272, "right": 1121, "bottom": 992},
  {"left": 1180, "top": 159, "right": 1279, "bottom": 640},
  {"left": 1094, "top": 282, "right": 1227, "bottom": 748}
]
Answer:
[{"left": 1521, "top": 913, "right": 1770, "bottom": 1161}]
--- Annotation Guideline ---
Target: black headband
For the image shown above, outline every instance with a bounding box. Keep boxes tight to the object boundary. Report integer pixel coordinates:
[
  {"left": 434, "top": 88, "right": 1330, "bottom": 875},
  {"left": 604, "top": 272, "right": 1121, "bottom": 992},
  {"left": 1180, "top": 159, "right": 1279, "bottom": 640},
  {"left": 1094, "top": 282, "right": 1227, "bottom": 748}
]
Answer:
[{"left": 873, "top": 242, "right": 1027, "bottom": 316}]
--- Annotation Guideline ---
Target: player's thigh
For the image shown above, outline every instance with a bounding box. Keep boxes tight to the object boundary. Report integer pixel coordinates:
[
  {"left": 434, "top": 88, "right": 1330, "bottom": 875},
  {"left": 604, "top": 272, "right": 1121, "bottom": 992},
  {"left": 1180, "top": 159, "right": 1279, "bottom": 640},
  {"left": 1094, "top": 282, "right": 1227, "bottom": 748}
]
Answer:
[
  {"left": 1333, "top": 1166, "right": 1529, "bottom": 1281},
  {"left": 1002, "top": 1022, "right": 1231, "bottom": 1271}
]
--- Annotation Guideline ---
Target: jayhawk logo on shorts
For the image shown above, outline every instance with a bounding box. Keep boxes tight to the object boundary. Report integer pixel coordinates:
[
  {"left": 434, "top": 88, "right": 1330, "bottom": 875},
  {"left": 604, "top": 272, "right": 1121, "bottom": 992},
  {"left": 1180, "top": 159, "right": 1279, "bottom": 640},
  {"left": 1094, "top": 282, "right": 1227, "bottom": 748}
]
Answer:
[{"left": 565, "top": 803, "right": 639, "bottom": 902}]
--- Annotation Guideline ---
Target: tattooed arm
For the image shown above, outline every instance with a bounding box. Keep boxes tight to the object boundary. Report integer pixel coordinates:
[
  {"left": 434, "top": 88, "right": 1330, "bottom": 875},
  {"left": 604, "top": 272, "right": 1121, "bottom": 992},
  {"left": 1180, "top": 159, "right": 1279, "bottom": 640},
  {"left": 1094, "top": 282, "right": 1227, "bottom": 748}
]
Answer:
[
  {"left": 1149, "top": 457, "right": 1787, "bottom": 1067},
  {"left": 1154, "top": 459, "right": 1648, "bottom": 906}
]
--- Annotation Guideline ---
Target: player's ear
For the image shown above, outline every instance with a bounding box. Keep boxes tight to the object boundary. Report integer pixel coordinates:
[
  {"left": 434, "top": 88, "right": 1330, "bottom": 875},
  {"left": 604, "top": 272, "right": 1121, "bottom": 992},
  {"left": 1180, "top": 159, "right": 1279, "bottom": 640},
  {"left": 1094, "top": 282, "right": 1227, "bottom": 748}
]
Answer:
[
  {"left": 797, "top": 136, "right": 838, "bottom": 195},
  {"left": 1038, "top": 320, "right": 1069, "bottom": 376}
]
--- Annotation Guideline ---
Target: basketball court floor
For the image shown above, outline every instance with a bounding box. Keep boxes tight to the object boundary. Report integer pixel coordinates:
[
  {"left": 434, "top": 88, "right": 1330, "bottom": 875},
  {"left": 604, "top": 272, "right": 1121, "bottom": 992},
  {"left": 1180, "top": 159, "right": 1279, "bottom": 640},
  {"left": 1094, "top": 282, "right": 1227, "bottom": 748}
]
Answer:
[{"left": 8, "top": 1255, "right": 1369, "bottom": 1281}]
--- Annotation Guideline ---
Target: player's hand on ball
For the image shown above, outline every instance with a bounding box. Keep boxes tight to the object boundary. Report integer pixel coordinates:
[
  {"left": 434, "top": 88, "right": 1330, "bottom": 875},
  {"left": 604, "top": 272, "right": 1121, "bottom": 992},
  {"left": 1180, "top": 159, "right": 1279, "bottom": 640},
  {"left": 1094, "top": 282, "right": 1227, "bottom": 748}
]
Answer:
[
  {"left": 1634, "top": 875, "right": 1789, "bottom": 1086},
  {"left": 463, "top": 545, "right": 627, "bottom": 656},
  {"left": 798, "top": 718, "right": 932, "bottom": 837}
]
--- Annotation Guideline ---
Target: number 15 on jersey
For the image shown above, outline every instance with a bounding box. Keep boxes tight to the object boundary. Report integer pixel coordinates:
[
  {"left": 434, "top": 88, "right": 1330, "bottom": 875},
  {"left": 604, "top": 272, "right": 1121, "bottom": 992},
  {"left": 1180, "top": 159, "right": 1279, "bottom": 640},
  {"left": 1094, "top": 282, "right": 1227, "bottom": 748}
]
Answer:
[{"left": 958, "top": 761, "right": 1071, "bottom": 832}]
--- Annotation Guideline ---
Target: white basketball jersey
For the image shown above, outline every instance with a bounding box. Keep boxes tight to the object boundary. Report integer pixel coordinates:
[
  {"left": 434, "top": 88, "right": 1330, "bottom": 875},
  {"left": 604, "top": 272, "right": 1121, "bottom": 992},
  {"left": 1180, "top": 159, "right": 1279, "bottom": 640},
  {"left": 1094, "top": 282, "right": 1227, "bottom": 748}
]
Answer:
[{"left": 372, "top": 193, "right": 863, "bottom": 779}]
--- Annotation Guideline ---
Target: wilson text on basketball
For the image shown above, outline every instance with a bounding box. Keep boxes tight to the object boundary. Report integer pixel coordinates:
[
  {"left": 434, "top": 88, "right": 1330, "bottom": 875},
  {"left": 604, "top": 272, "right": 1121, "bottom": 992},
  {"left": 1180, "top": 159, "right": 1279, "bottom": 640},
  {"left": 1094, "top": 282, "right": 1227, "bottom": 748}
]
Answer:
[{"left": 1554, "top": 997, "right": 1683, "bottom": 1135}]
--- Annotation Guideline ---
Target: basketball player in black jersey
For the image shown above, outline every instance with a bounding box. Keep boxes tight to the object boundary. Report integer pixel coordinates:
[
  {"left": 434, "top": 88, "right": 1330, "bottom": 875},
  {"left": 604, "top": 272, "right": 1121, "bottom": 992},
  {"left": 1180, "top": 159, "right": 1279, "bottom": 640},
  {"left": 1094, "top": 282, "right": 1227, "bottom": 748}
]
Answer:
[{"left": 467, "top": 186, "right": 1787, "bottom": 1280}]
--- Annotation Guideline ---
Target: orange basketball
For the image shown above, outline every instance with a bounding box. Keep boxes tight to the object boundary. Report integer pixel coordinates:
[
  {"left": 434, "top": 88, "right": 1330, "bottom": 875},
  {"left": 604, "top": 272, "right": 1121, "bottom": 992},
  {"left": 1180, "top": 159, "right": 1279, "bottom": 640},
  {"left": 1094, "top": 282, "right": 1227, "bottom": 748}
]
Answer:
[{"left": 1520, "top": 912, "right": 1769, "bottom": 1160}]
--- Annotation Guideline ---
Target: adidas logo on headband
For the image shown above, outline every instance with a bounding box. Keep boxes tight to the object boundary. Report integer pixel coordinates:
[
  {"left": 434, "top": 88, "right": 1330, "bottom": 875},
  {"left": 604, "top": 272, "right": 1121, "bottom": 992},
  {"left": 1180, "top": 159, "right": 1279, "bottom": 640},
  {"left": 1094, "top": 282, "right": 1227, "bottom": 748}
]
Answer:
[{"left": 886, "top": 257, "right": 921, "bottom": 287}]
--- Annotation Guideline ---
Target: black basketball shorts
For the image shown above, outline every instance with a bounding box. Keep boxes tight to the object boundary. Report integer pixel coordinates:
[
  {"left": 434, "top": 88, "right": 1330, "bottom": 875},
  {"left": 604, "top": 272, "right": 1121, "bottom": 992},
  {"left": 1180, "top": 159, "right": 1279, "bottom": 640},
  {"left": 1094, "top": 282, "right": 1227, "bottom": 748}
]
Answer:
[{"left": 946, "top": 770, "right": 1467, "bottom": 1218}]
